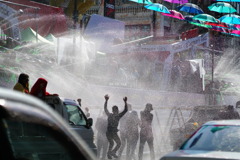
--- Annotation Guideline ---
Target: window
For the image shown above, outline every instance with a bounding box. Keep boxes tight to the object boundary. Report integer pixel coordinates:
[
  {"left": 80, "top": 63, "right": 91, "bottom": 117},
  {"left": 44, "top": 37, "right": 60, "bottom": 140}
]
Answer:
[
  {"left": 65, "top": 104, "right": 87, "bottom": 126},
  {"left": 2, "top": 119, "right": 75, "bottom": 160}
]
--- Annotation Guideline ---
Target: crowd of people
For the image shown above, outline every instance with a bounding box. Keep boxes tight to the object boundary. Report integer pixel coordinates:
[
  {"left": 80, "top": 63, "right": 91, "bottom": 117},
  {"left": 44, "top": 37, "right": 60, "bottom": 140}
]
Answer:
[
  {"left": 95, "top": 94, "right": 155, "bottom": 160},
  {"left": 13, "top": 73, "right": 156, "bottom": 160}
]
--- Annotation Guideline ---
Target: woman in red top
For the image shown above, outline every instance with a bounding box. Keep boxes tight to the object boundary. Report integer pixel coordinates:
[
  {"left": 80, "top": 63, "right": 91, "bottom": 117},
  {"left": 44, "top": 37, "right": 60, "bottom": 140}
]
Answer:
[{"left": 30, "top": 78, "right": 50, "bottom": 99}]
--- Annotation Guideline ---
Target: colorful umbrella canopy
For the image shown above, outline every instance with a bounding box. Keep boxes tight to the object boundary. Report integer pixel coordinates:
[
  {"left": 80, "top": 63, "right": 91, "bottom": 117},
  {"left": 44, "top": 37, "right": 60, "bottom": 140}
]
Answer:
[
  {"left": 193, "top": 14, "right": 218, "bottom": 23},
  {"left": 144, "top": 3, "right": 171, "bottom": 13},
  {"left": 129, "top": 0, "right": 153, "bottom": 4},
  {"left": 216, "top": 0, "right": 240, "bottom": 2},
  {"left": 164, "top": 0, "right": 188, "bottom": 4},
  {"left": 219, "top": 14, "right": 240, "bottom": 24},
  {"left": 176, "top": 3, "right": 204, "bottom": 14},
  {"left": 205, "top": 19, "right": 228, "bottom": 28},
  {"left": 232, "top": 30, "right": 240, "bottom": 35},
  {"left": 208, "top": 2, "right": 236, "bottom": 13},
  {"left": 227, "top": 24, "right": 239, "bottom": 30},
  {"left": 231, "top": 33, "right": 240, "bottom": 37},
  {"left": 234, "top": 24, "right": 240, "bottom": 28},
  {"left": 189, "top": 21, "right": 212, "bottom": 28},
  {"left": 184, "top": 15, "right": 194, "bottom": 21},
  {"left": 211, "top": 26, "right": 230, "bottom": 33},
  {"left": 161, "top": 10, "right": 185, "bottom": 19}
]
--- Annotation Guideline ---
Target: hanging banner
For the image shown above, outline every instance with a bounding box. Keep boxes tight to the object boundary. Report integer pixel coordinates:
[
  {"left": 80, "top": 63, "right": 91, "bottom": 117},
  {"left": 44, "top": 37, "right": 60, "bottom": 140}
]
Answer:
[{"left": 104, "top": 0, "right": 115, "bottom": 18}]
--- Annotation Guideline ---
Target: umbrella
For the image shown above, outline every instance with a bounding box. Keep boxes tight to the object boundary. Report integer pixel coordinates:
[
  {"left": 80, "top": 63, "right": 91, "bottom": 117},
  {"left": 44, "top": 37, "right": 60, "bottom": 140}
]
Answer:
[
  {"left": 205, "top": 20, "right": 228, "bottom": 28},
  {"left": 211, "top": 26, "right": 230, "bottom": 33},
  {"left": 232, "top": 30, "right": 240, "bottom": 35},
  {"left": 176, "top": 3, "right": 204, "bottom": 14},
  {"left": 129, "top": 0, "right": 153, "bottom": 4},
  {"left": 184, "top": 15, "right": 195, "bottom": 21},
  {"left": 164, "top": 0, "right": 188, "bottom": 4},
  {"left": 219, "top": 14, "right": 240, "bottom": 24},
  {"left": 234, "top": 24, "right": 240, "bottom": 28},
  {"left": 227, "top": 24, "right": 239, "bottom": 30},
  {"left": 184, "top": 15, "right": 212, "bottom": 28},
  {"left": 161, "top": 10, "right": 185, "bottom": 20},
  {"left": 189, "top": 21, "right": 213, "bottom": 29},
  {"left": 144, "top": 3, "right": 171, "bottom": 13},
  {"left": 208, "top": 2, "right": 236, "bottom": 13},
  {"left": 231, "top": 33, "right": 240, "bottom": 37},
  {"left": 193, "top": 14, "right": 218, "bottom": 23},
  {"left": 216, "top": 0, "right": 240, "bottom": 2}
]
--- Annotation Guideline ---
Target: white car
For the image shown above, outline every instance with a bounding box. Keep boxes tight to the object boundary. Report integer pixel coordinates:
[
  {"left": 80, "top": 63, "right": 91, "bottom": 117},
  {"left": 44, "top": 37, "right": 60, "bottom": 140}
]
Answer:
[{"left": 161, "top": 120, "right": 240, "bottom": 160}]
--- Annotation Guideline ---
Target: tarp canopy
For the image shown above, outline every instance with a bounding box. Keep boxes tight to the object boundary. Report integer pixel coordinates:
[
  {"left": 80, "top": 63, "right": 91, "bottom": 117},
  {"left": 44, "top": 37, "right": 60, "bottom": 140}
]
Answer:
[
  {"left": 21, "top": 27, "right": 53, "bottom": 44},
  {"left": 45, "top": 34, "right": 56, "bottom": 42}
]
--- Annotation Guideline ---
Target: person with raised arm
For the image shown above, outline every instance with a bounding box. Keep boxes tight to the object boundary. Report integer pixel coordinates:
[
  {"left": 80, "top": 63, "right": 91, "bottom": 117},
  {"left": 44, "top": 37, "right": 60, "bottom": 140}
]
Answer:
[{"left": 104, "top": 94, "right": 128, "bottom": 159}]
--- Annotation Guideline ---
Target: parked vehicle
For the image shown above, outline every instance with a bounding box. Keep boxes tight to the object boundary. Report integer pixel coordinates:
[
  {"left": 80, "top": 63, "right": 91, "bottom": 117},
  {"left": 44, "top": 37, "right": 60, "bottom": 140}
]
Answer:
[
  {"left": 0, "top": 87, "right": 96, "bottom": 160},
  {"left": 43, "top": 95, "right": 97, "bottom": 155},
  {"left": 169, "top": 105, "right": 237, "bottom": 150},
  {"left": 161, "top": 120, "right": 240, "bottom": 160}
]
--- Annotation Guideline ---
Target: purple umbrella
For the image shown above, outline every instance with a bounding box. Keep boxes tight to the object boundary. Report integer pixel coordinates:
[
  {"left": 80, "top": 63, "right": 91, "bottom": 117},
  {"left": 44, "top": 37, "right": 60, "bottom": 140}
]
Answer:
[{"left": 164, "top": 0, "right": 188, "bottom": 4}]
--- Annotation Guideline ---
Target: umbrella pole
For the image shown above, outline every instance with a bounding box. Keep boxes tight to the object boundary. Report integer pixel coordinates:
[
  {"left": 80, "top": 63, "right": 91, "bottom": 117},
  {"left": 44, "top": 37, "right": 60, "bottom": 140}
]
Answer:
[
  {"left": 212, "top": 47, "right": 214, "bottom": 84},
  {"left": 211, "top": 45, "right": 214, "bottom": 105}
]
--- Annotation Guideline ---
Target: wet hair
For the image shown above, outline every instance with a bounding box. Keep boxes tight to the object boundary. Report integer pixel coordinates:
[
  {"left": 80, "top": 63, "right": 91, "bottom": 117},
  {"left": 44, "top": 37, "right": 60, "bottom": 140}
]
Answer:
[
  {"left": 18, "top": 73, "right": 29, "bottom": 86},
  {"left": 18, "top": 73, "right": 29, "bottom": 83},
  {"left": 236, "top": 101, "right": 240, "bottom": 108},
  {"left": 227, "top": 105, "right": 234, "bottom": 110},
  {"left": 112, "top": 105, "right": 118, "bottom": 113},
  {"left": 145, "top": 103, "right": 153, "bottom": 111}
]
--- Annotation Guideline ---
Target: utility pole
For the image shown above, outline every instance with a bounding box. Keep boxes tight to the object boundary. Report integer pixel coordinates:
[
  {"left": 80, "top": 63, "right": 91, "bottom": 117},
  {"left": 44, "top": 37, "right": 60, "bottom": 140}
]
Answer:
[
  {"left": 73, "top": 0, "right": 78, "bottom": 29},
  {"left": 73, "top": 0, "right": 78, "bottom": 45},
  {"left": 152, "top": 0, "right": 156, "bottom": 38}
]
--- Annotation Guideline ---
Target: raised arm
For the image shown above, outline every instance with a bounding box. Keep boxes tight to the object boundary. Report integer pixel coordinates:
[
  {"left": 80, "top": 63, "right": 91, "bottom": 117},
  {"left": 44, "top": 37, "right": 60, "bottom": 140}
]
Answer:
[
  {"left": 119, "top": 97, "right": 128, "bottom": 117},
  {"left": 104, "top": 94, "right": 110, "bottom": 116}
]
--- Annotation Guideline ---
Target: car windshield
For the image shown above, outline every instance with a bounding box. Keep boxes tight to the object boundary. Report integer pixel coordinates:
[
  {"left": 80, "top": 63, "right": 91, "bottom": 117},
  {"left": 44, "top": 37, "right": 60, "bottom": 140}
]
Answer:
[
  {"left": 181, "top": 125, "right": 240, "bottom": 152},
  {"left": 65, "top": 104, "right": 87, "bottom": 126}
]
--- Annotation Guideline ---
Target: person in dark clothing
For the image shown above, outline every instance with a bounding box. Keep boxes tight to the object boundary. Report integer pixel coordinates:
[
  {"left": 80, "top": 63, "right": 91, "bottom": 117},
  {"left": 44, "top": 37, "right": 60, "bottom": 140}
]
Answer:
[
  {"left": 138, "top": 103, "right": 155, "bottom": 160},
  {"left": 95, "top": 111, "right": 108, "bottom": 160},
  {"left": 13, "top": 73, "right": 29, "bottom": 94},
  {"left": 126, "top": 110, "right": 140, "bottom": 160},
  {"left": 104, "top": 94, "right": 128, "bottom": 159},
  {"left": 218, "top": 105, "right": 240, "bottom": 120}
]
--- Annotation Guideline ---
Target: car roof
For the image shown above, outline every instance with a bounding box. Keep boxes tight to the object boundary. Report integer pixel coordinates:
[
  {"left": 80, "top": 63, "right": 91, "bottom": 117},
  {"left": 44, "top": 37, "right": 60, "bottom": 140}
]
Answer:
[
  {"left": 193, "top": 105, "right": 228, "bottom": 111},
  {"left": 60, "top": 97, "right": 79, "bottom": 106},
  {"left": 203, "top": 119, "right": 240, "bottom": 126}
]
